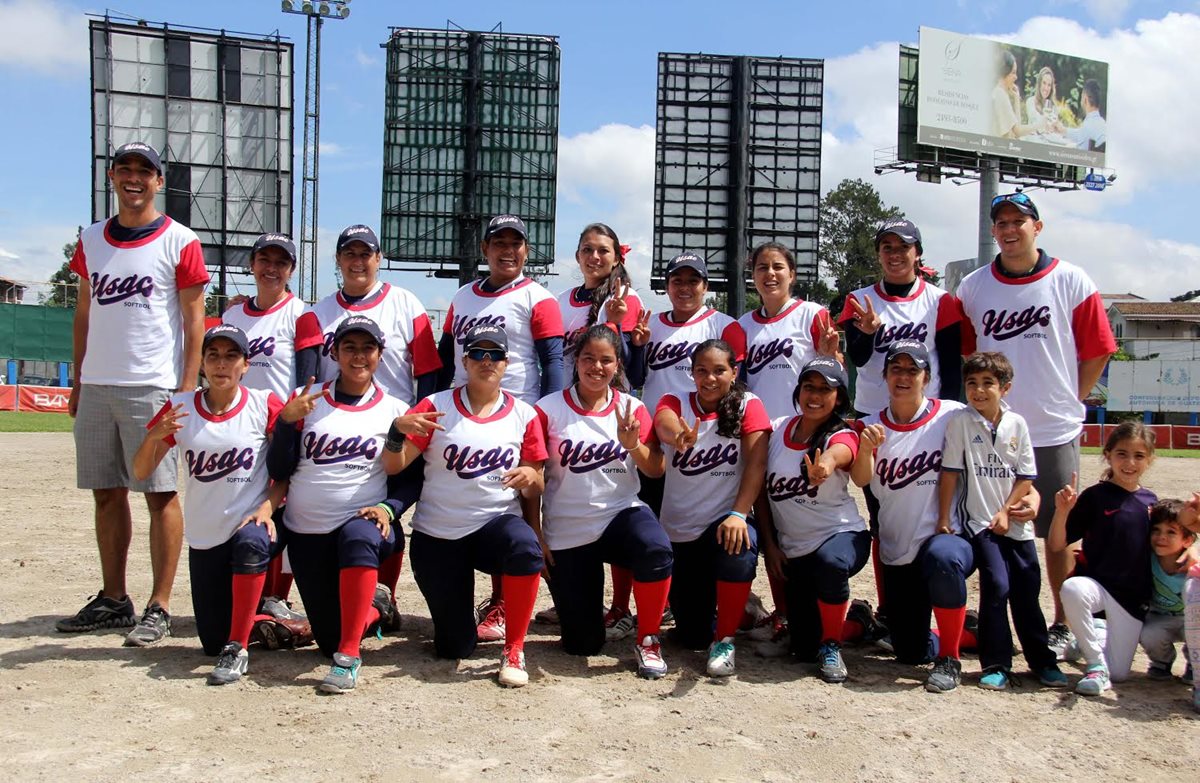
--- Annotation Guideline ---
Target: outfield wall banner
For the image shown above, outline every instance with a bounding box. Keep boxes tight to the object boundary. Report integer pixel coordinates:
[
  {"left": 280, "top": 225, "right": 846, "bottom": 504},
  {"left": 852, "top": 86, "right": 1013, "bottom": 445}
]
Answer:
[
  {"left": 917, "top": 27, "right": 1108, "bottom": 168},
  {"left": 16, "top": 385, "right": 71, "bottom": 413},
  {"left": 0, "top": 385, "right": 14, "bottom": 411},
  {"left": 1107, "top": 361, "right": 1200, "bottom": 412}
]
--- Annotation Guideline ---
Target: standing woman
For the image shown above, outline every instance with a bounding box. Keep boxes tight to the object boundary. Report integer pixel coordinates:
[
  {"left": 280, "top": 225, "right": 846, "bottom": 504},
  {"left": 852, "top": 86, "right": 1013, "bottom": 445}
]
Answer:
[
  {"left": 654, "top": 339, "right": 770, "bottom": 677},
  {"left": 849, "top": 340, "right": 973, "bottom": 693},
  {"left": 267, "top": 316, "right": 414, "bottom": 694},
  {"left": 557, "top": 223, "right": 641, "bottom": 364},
  {"left": 535, "top": 324, "right": 673, "bottom": 677},
  {"left": 385, "top": 324, "right": 547, "bottom": 688},
  {"left": 133, "top": 324, "right": 287, "bottom": 685},
  {"left": 755, "top": 358, "right": 869, "bottom": 683}
]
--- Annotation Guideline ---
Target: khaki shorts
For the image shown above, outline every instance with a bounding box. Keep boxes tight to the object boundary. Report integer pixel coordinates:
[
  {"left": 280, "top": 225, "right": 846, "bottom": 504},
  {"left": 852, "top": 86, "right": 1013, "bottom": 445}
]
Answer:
[{"left": 73, "top": 384, "right": 178, "bottom": 492}]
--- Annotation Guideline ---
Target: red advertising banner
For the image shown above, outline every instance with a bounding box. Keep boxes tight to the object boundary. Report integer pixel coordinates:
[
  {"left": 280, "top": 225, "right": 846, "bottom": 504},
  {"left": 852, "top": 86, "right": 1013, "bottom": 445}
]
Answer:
[
  {"left": 1079, "top": 424, "right": 1102, "bottom": 447},
  {"left": 1171, "top": 426, "right": 1200, "bottom": 450},
  {"left": 0, "top": 385, "right": 15, "bottom": 411},
  {"left": 17, "top": 384, "right": 71, "bottom": 413}
]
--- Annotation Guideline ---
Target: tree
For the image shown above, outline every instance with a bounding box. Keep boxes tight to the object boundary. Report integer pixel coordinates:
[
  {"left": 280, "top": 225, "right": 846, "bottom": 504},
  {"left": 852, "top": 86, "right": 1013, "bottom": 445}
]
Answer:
[
  {"left": 818, "top": 178, "right": 903, "bottom": 316},
  {"left": 1171, "top": 289, "right": 1200, "bottom": 303},
  {"left": 40, "top": 226, "right": 83, "bottom": 308}
]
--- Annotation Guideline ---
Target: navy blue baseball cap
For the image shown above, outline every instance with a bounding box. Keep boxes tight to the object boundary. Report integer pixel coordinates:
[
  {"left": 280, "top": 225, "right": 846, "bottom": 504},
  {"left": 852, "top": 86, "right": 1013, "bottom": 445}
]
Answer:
[
  {"left": 336, "top": 224, "right": 380, "bottom": 253},
  {"left": 112, "top": 142, "right": 163, "bottom": 174},
  {"left": 251, "top": 232, "right": 297, "bottom": 266},
  {"left": 202, "top": 323, "right": 250, "bottom": 356},
  {"left": 464, "top": 323, "right": 509, "bottom": 353},
  {"left": 885, "top": 339, "right": 930, "bottom": 369},
  {"left": 484, "top": 214, "right": 529, "bottom": 241},
  {"left": 665, "top": 251, "right": 708, "bottom": 280},
  {"left": 334, "top": 315, "right": 386, "bottom": 348},
  {"left": 990, "top": 192, "right": 1040, "bottom": 221},
  {"left": 799, "top": 357, "right": 848, "bottom": 389},
  {"left": 874, "top": 218, "right": 922, "bottom": 249}
]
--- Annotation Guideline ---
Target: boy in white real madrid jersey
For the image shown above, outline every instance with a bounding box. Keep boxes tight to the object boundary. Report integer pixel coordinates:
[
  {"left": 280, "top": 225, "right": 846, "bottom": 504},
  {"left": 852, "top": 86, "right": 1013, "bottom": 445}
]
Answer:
[{"left": 936, "top": 352, "right": 1067, "bottom": 690}]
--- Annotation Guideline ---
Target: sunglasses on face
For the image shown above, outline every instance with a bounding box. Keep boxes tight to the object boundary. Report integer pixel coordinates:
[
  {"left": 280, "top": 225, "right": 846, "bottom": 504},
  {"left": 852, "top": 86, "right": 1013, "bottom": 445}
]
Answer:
[{"left": 467, "top": 348, "right": 507, "bottom": 362}]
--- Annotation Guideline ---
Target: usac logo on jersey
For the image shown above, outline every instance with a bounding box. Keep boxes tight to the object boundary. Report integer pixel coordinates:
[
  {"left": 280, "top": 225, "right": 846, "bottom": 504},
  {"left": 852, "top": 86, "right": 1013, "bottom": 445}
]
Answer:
[
  {"left": 248, "top": 336, "right": 277, "bottom": 359},
  {"left": 443, "top": 443, "right": 516, "bottom": 479},
  {"left": 303, "top": 431, "right": 379, "bottom": 465},
  {"left": 672, "top": 442, "right": 739, "bottom": 476},
  {"left": 91, "top": 271, "right": 153, "bottom": 306},
  {"left": 876, "top": 449, "right": 942, "bottom": 490},
  {"left": 647, "top": 340, "right": 699, "bottom": 371},
  {"left": 745, "top": 338, "right": 794, "bottom": 374},
  {"left": 185, "top": 446, "right": 255, "bottom": 482},
  {"left": 872, "top": 322, "right": 929, "bottom": 353},
  {"left": 981, "top": 305, "right": 1051, "bottom": 341},
  {"left": 557, "top": 438, "right": 627, "bottom": 474},
  {"left": 765, "top": 470, "right": 819, "bottom": 502}
]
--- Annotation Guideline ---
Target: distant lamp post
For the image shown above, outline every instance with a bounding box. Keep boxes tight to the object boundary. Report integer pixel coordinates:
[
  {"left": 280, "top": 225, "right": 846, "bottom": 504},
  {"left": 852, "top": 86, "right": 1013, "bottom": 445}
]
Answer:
[{"left": 279, "top": 0, "right": 350, "bottom": 302}]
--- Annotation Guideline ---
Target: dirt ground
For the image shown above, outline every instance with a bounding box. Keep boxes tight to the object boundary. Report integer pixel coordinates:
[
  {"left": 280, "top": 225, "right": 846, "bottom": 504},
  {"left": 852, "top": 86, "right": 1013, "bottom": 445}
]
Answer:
[{"left": 0, "top": 432, "right": 1196, "bottom": 782}]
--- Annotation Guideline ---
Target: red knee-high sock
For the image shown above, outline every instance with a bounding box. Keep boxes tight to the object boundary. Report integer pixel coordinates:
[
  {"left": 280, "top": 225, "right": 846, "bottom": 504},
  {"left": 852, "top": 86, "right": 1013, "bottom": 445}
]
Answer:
[
  {"left": 490, "top": 573, "right": 504, "bottom": 605},
  {"left": 932, "top": 605, "right": 966, "bottom": 659},
  {"left": 842, "top": 614, "right": 865, "bottom": 643},
  {"left": 767, "top": 569, "right": 788, "bottom": 615},
  {"left": 818, "top": 600, "right": 849, "bottom": 644},
  {"left": 337, "top": 566, "right": 379, "bottom": 658},
  {"left": 230, "top": 572, "right": 266, "bottom": 648},
  {"left": 715, "top": 580, "right": 752, "bottom": 640},
  {"left": 274, "top": 573, "right": 294, "bottom": 602},
  {"left": 960, "top": 619, "right": 978, "bottom": 651},
  {"left": 262, "top": 554, "right": 284, "bottom": 602},
  {"left": 633, "top": 577, "right": 672, "bottom": 640},
  {"left": 610, "top": 564, "right": 634, "bottom": 613},
  {"left": 502, "top": 573, "right": 539, "bottom": 651},
  {"left": 871, "top": 538, "right": 886, "bottom": 612},
  {"left": 378, "top": 552, "right": 404, "bottom": 596}
]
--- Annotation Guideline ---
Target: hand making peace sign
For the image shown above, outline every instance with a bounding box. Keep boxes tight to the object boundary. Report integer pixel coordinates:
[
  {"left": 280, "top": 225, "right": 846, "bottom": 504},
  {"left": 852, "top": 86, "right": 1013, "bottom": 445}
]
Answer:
[{"left": 280, "top": 376, "right": 322, "bottom": 423}]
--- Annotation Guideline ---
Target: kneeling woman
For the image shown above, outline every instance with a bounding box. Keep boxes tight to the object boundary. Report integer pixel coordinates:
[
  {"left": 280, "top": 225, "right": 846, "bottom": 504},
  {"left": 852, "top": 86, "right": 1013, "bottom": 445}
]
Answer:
[
  {"left": 134, "top": 324, "right": 287, "bottom": 685},
  {"left": 535, "top": 325, "right": 673, "bottom": 678},
  {"left": 849, "top": 340, "right": 973, "bottom": 693},
  {"left": 654, "top": 339, "right": 771, "bottom": 677},
  {"left": 756, "top": 358, "right": 868, "bottom": 683},
  {"left": 383, "top": 324, "right": 546, "bottom": 688},
  {"left": 267, "top": 316, "right": 414, "bottom": 694}
]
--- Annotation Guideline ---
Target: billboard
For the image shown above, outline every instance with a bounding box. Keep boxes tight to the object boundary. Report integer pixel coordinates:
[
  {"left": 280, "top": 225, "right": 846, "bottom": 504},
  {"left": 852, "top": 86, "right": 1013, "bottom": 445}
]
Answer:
[
  {"left": 1108, "top": 360, "right": 1200, "bottom": 412},
  {"left": 917, "top": 27, "right": 1108, "bottom": 168}
]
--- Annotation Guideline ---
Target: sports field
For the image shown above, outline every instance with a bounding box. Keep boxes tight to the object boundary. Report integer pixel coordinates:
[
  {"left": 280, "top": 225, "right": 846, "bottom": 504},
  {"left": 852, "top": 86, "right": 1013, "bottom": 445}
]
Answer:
[{"left": 0, "top": 432, "right": 1195, "bottom": 782}]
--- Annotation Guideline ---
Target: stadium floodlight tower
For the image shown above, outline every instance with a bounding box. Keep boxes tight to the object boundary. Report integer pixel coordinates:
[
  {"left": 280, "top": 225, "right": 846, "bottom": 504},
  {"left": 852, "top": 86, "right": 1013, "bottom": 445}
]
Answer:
[{"left": 280, "top": 0, "right": 351, "bottom": 301}]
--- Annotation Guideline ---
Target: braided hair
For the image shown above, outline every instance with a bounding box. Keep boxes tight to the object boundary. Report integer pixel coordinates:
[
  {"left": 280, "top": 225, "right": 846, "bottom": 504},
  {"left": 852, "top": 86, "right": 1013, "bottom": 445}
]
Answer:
[
  {"left": 692, "top": 339, "right": 747, "bottom": 439},
  {"left": 577, "top": 223, "right": 631, "bottom": 327}
]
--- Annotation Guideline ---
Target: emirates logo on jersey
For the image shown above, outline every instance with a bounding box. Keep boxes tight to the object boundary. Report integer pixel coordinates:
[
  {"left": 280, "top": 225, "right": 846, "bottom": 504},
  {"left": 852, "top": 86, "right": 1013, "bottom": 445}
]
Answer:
[
  {"left": 672, "top": 442, "right": 739, "bottom": 476},
  {"left": 646, "top": 340, "right": 698, "bottom": 371},
  {"left": 981, "top": 305, "right": 1051, "bottom": 341},
  {"left": 872, "top": 322, "right": 929, "bottom": 353},
  {"left": 452, "top": 314, "right": 507, "bottom": 346},
  {"left": 185, "top": 446, "right": 255, "bottom": 482},
  {"left": 745, "top": 339, "right": 794, "bottom": 375},
  {"left": 443, "top": 443, "right": 515, "bottom": 478},
  {"left": 248, "top": 336, "right": 277, "bottom": 359},
  {"left": 876, "top": 449, "right": 942, "bottom": 490},
  {"left": 91, "top": 271, "right": 154, "bottom": 305},
  {"left": 765, "top": 470, "right": 819, "bottom": 501},
  {"left": 303, "top": 431, "right": 379, "bottom": 464},
  {"left": 557, "top": 438, "right": 627, "bottom": 473}
]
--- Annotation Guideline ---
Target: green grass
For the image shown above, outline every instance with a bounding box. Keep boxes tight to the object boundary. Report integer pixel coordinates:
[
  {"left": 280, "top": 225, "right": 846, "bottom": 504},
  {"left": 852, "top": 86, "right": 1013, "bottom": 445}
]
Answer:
[
  {"left": 1081, "top": 446, "right": 1200, "bottom": 459},
  {"left": 0, "top": 411, "right": 74, "bottom": 432}
]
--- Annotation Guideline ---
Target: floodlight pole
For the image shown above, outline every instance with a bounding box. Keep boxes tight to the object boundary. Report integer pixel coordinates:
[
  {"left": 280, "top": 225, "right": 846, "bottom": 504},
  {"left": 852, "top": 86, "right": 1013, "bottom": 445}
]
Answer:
[
  {"left": 977, "top": 156, "right": 999, "bottom": 266},
  {"left": 727, "top": 56, "right": 750, "bottom": 318}
]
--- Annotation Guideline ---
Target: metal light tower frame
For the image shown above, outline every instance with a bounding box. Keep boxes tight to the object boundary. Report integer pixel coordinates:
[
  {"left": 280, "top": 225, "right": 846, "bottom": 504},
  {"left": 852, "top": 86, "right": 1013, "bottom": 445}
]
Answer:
[{"left": 280, "top": 0, "right": 350, "bottom": 301}]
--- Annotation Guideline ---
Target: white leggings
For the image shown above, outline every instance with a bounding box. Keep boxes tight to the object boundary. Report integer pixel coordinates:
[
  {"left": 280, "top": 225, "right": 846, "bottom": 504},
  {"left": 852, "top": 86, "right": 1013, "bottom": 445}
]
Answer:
[{"left": 1060, "top": 576, "right": 1142, "bottom": 681}]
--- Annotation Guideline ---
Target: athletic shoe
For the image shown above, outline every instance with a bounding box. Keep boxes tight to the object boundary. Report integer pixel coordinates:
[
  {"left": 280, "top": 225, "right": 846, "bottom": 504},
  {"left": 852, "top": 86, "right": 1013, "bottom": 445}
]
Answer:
[
  {"left": 979, "top": 666, "right": 1010, "bottom": 691},
  {"left": 604, "top": 606, "right": 637, "bottom": 641},
  {"left": 845, "top": 599, "right": 881, "bottom": 644},
  {"left": 475, "top": 599, "right": 506, "bottom": 643},
  {"left": 56, "top": 593, "right": 135, "bottom": 633},
  {"left": 925, "top": 656, "right": 962, "bottom": 693},
  {"left": 534, "top": 605, "right": 560, "bottom": 624},
  {"left": 706, "top": 637, "right": 736, "bottom": 677},
  {"left": 874, "top": 633, "right": 895, "bottom": 654},
  {"left": 319, "top": 652, "right": 361, "bottom": 693},
  {"left": 747, "top": 610, "right": 786, "bottom": 642},
  {"left": 372, "top": 584, "right": 401, "bottom": 635},
  {"left": 1047, "top": 623, "right": 1076, "bottom": 662},
  {"left": 260, "top": 596, "right": 305, "bottom": 622},
  {"left": 817, "top": 641, "right": 848, "bottom": 683},
  {"left": 123, "top": 603, "right": 171, "bottom": 647},
  {"left": 1146, "top": 662, "right": 1173, "bottom": 681},
  {"left": 660, "top": 605, "right": 675, "bottom": 627},
  {"left": 1075, "top": 664, "right": 1111, "bottom": 696},
  {"left": 208, "top": 642, "right": 249, "bottom": 686},
  {"left": 1035, "top": 664, "right": 1068, "bottom": 688},
  {"left": 635, "top": 635, "right": 668, "bottom": 679},
  {"left": 498, "top": 645, "right": 528, "bottom": 688}
]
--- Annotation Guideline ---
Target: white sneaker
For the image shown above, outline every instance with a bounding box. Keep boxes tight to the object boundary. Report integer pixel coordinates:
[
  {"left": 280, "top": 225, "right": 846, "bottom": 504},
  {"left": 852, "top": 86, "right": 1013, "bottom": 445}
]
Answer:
[
  {"left": 604, "top": 606, "right": 637, "bottom": 641},
  {"left": 207, "top": 642, "right": 249, "bottom": 685},
  {"left": 498, "top": 645, "right": 528, "bottom": 688},
  {"left": 706, "top": 636, "right": 736, "bottom": 677},
  {"left": 1075, "top": 664, "right": 1111, "bottom": 696},
  {"left": 635, "top": 635, "right": 668, "bottom": 679}
]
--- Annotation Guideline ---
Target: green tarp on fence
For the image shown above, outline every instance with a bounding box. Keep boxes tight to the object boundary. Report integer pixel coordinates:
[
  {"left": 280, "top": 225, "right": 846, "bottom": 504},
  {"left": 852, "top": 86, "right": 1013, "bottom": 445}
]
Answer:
[{"left": 0, "top": 304, "right": 74, "bottom": 362}]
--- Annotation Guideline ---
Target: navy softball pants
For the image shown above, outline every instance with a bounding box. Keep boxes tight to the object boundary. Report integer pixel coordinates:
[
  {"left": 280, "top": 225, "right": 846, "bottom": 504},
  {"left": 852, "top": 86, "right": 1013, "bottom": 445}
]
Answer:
[
  {"left": 189, "top": 518, "right": 285, "bottom": 656},
  {"left": 880, "top": 533, "right": 974, "bottom": 665},
  {"left": 668, "top": 518, "right": 759, "bottom": 650},
  {"left": 785, "top": 529, "right": 872, "bottom": 660}
]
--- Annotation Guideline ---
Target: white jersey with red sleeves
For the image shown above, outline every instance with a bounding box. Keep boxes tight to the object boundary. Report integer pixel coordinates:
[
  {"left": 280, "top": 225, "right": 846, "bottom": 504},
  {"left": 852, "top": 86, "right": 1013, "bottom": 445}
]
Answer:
[
  {"left": 409, "top": 387, "right": 548, "bottom": 540},
  {"left": 838, "top": 279, "right": 959, "bottom": 415},
  {"left": 536, "top": 387, "right": 652, "bottom": 550},
  {"left": 222, "top": 293, "right": 323, "bottom": 398},
  {"left": 445, "top": 276, "right": 563, "bottom": 404},
  {"left": 308, "top": 282, "right": 440, "bottom": 405},
  {"left": 657, "top": 391, "right": 771, "bottom": 542},
  {"left": 556, "top": 285, "right": 643, "bottom": 365},
  {"left": 70, "top": 217, "right": 209, "bottom": 388},
  {"left": 863, "top": 398, "right": 966, "bottom": 565},
  {"left": 739, "top": 299, "right": 830, "bottom": 419},
  {"left": 764, "top": 415, "right": 865, "bottom": 558},
  {"left": 150, "top": 386, "right": 282, "bottom": 549},
  {"left": 642, "top": 309, "right": 747, "bottom": 412},
  {"left": 957, "top": 256, "right": 1116, "bottom": 447},
  {"left": 282, "top": 382, "right": 410, "bottom": 535}
]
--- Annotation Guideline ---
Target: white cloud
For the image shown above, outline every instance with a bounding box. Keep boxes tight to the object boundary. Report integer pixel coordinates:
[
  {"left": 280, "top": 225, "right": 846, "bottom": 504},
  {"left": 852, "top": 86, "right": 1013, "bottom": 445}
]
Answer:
[
  {"left": 354, "top": 46, "right": 379, "bottom": 68},
  {"left": 0, "top": 222, "right": 79, "bottom": 302},
  {"left": 0, "top": 1, "right": 87, "bottom": 77},
  {"left": 318, "top": 141, "right": 344, "bottom": 156},
  {"left": 0, "top": 246, "right": 19, "bottom": 260},
  {"left": 1071, "top": 0, "right": 1132, "bottom": 26}
]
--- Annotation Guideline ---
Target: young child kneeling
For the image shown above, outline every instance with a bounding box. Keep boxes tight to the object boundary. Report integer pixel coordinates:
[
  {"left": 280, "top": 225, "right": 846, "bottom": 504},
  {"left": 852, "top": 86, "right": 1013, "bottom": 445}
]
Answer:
[{"left": 1141, "top": 500, "right": 1196, "bottom": 684}]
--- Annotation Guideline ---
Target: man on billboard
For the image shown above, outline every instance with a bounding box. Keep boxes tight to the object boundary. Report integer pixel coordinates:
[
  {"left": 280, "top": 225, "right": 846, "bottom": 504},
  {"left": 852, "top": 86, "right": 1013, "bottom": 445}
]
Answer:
[
  {"left": 956, "top": 192, "right": 1116, "bottom": 659},
  {"left": 1062, "top": 79, "right": 1107, "bottom": 151}
]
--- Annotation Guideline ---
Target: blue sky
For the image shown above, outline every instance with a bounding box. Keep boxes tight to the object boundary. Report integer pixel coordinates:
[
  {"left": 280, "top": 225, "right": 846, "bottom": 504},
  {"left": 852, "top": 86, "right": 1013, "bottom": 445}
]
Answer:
[{"left": 1, "top": 0, "right": 1197, "bottom": 316}]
